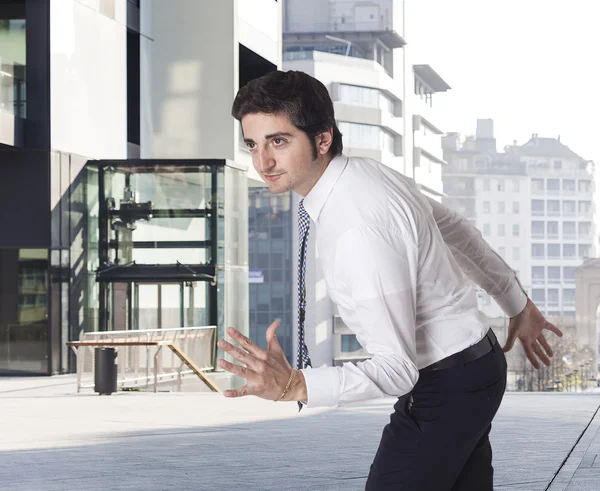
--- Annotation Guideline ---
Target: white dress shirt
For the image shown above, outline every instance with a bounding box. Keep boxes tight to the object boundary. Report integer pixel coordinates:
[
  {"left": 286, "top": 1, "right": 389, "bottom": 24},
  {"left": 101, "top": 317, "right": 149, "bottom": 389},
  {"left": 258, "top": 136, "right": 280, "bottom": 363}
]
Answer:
[{"left": 300, "top": 155, "right": 527, "bottom": 408}]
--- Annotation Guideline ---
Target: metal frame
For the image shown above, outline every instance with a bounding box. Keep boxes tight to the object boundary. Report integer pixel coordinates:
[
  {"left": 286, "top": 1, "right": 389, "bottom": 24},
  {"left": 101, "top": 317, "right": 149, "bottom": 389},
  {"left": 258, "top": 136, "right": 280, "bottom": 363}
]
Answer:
[{"left": 67, "top": 326, "right": 217, "bottom": 393}]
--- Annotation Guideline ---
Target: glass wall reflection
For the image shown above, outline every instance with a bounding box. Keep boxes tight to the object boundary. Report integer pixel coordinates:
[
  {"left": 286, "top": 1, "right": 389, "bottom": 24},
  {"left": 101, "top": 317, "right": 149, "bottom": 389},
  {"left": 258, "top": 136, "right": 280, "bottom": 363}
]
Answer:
[
  {"left": 248, "top": 186, "right": 293, "bottom": 362},
  {"left": 0, "top": 249, "right": 48, "bottom": 373},
  {"left": 0, "top": 3, "right": 26, "bottom": 117}
]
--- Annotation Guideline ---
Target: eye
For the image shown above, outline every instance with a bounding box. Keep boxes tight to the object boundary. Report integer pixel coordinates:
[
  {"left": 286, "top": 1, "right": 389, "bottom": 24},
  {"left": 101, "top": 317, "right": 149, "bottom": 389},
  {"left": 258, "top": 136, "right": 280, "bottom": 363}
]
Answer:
[
  {"left": 246, "top": 142, "right": 256, "bottom": 150},
  {"left": 273, "top": 138, "right": 286, "bottom": 146}
]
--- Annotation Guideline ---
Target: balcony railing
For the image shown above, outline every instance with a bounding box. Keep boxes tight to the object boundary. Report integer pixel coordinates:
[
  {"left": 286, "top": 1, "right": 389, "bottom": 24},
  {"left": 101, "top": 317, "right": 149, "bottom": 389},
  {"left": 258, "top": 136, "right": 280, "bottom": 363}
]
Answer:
[{"left": 286, "top": 20, "right": 394, "bottom": 33}]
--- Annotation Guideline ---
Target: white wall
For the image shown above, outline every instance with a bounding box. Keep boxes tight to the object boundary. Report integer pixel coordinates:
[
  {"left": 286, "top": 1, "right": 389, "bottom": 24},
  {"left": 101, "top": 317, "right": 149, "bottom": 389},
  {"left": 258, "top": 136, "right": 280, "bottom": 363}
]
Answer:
[
  {"left": 238, "top": 0, "right": 281, "bottom": 66},
  {"left": 141, "top": 0, "right": 237, "bottom": 160},
  {"left": 50, "top": 0, "right": 127, "bottom": 159}
]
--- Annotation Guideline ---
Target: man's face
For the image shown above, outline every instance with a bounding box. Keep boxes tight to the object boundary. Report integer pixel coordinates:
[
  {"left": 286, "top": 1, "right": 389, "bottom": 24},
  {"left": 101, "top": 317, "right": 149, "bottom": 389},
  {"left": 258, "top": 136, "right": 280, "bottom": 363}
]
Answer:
[{"left": 241, "top": 112, "right": 324, "bottom": 196}]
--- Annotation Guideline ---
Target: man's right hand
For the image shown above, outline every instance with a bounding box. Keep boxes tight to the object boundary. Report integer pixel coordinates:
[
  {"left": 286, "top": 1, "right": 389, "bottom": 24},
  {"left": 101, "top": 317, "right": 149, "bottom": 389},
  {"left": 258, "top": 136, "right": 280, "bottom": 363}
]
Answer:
[{"left": 502, "top": 298, "right": 563, "bottom": 369}]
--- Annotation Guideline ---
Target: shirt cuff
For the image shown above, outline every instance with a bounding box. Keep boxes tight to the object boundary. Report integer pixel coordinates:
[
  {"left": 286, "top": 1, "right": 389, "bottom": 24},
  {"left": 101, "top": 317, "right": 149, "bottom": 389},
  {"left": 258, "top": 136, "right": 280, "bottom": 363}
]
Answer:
[
  {"left": 493, "top": 279, "right": 528, "bottom": 318},
  {"left": 300, "top": 366, "right": 341, "bottom": 408}
]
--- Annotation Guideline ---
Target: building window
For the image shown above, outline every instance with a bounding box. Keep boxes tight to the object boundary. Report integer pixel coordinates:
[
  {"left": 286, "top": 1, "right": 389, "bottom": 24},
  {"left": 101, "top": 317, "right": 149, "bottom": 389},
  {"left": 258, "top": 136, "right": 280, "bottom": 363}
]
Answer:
[
  {"left": 532, "top": 289, "right": 545, "bottom": 302},
  {"left": 483, "top": 223, "right": 491, "bottom": 236},
  {"left": 338, "top": 122, "right": 394, "bottom": 153},
  {"left": 563, "top": 244, "right": 576, "bottom": 258},
  {"left": 563, "top": 200, "right": 576, "bottom": 215},
  {"left": 512, "top": 247, "right": 519, "bottom": 260},
  {"left": 498, "top": 224, "right": 505, "bottom": 236},
  {"left": 579, "top": 201, "right": 591, "bottom": 214},
  {"left": 338, "top": 84, "right": 393, "bottom": 112},
  {"left": 498, "top": 201, "right": 504, "bottom": 213},
  {"left": 513, "top": 180, "right": 520, "bottom": 192},
  {"left": 548, "top": 266, "right": 560, "bottom": 283},
  {"left": 553, "top": 160, "right": 562, "bottom": 169},
  {"left": 563, "top": 289, "right": 576, "bottom": 305},
  {"left": 341, "top": 334, "right": 363, "bottom": 354},
  {"left": 497, "top": 180, "right": 505, "bottom": 191},
  {"left": 547, "top": 179, "right": 560, "bottom": 192},
  {"left": 127, "top": 30, "right": 141, "bottom": 145},
  {"left": 579, "top": 222, "right": 591, "bottom": 238},
  {"left": 548, "top": 289, "right": 559, "bottom": 305},
  {"left": 579, "top": 244, "right": 591, "bottom": 259},
  {"left": 579, "top": 180, "right": 591, "bottom": 193},
  {"left": 532, "top": 244, "right": 545, "bottom": 258},
  {"left": 532, "top": 266, "right": 545, "bottom": 283},
  {"left": 548, "top": 244, "right": 560, "bottom": 258},
  {"left": 532, "top": 221, "right": 544, "bottom": 238},
  {"left": 563, "top": 266, "right": 575, "bottom": 283},
  {"left": 547, "top": 200, "right": 560, "bottom": 215},
  {"left": 483, "top": 201, "right": 490, "bottom": 213},
  {"left": 547, "top": 221, "right": 558, "bottom": 238},
  {"left": 512, "top": 224, "right": 520, "bottom": 237},
  {"left": 563, "top": 222, "right": 576, "bottom": 238},
  {"left": 483, "top": 179, "right": 490, "bottom": 191},
  {"left": 513, "top": 202, "right": 519, "bottom": 213},
  {"left": 532, "top": 199, "right": 544, "bottom": 215},
  {"left": 532, "top": 179, "right": 544, "bottom": 192},
  {"left": 498, "top": 246, "right": 505, "bottom": 258},
  {"left": 563, "top": 179, "right": 575, "bottom": 193}
]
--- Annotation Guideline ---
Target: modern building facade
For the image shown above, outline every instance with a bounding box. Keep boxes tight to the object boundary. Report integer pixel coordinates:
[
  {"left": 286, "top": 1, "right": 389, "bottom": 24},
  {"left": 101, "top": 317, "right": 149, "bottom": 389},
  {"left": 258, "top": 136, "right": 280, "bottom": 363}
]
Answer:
[
  {"left": 274, "top": 0, "right": 450, "bottom": 369},
  {"left": 442, "top": 120, "right": 595, "bottom": 333},
  {"left": 0, "top": 0, "right": 282, "bottom": 382}
]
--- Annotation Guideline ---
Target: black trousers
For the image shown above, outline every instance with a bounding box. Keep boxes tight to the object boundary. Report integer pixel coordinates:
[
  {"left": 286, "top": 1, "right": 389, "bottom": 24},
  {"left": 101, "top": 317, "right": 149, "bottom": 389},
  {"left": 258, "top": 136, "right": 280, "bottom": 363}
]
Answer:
[{"left": 365, "top": 339, "right": 507, "bottom": 491}]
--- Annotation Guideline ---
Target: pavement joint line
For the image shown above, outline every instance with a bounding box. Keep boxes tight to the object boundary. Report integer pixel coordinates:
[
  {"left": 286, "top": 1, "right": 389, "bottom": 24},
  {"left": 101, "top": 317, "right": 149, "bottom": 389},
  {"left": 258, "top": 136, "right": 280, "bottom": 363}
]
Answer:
[{"left": 545, "top": 402, "right": 600, "bottom": 490}]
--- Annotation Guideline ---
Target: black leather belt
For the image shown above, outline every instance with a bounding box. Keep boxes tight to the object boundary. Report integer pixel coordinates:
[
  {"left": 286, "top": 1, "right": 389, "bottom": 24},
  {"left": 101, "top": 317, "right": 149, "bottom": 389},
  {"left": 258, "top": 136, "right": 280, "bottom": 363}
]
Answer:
[{"left": 420, "top": 329, "right": 497, "bottom": 373}]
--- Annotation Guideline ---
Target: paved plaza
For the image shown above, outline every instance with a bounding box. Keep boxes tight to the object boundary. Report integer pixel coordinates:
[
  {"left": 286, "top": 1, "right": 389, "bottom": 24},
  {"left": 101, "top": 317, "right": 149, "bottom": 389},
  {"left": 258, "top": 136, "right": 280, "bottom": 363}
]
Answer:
[{"left": 1, "top": 376, "right": 600, "bottom": 490}]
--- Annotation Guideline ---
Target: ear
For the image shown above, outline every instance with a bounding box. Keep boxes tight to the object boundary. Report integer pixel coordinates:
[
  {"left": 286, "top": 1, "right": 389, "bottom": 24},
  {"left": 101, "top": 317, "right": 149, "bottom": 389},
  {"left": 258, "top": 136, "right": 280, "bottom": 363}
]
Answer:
[{"left": 316, "top": 128, "right": 334, "bottom": 155}]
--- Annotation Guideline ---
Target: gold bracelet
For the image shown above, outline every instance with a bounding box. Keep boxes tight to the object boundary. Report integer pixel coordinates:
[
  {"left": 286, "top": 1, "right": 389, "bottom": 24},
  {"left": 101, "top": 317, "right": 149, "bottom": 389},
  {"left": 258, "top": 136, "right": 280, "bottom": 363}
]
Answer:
[{"left": 276, "top": 369, "right": 296, "bottom": 401}]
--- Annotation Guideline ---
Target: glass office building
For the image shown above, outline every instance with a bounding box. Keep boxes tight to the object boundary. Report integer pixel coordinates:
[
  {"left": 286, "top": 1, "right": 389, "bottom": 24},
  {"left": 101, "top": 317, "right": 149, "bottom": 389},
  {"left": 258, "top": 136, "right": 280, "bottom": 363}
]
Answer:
[
  {"left": 0, "top": 154, "right": 248, "bottom": 375},
  {"left": 248, "top": 188, "right": 294, "bottom": 363}
]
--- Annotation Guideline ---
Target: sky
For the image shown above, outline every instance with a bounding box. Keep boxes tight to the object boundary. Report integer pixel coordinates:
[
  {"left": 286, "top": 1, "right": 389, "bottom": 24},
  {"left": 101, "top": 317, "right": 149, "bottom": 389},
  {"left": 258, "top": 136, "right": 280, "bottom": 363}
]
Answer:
[{"left": 407, "top": 0, "right": 599, "bottom": 164}]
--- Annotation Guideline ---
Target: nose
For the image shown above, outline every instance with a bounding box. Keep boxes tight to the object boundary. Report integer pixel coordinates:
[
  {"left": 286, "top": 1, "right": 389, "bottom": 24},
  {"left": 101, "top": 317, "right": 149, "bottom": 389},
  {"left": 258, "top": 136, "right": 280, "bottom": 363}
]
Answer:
[{"left": 254, "top": 147, "right": 275, "bottom": 174}]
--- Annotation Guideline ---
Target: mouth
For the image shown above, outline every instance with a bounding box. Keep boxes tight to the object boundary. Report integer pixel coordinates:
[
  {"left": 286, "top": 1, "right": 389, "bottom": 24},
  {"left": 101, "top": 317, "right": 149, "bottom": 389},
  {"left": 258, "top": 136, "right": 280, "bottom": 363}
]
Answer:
[{"left": 264, "top": 174, "right": 282, "bottom": 182}]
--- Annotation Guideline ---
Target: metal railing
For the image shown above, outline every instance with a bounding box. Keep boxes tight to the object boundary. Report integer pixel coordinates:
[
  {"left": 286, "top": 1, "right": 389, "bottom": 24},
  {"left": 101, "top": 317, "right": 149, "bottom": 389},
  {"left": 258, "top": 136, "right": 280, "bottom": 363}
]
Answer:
[{"left": 68, "top": 326, "right": 216, "bottom": 393}]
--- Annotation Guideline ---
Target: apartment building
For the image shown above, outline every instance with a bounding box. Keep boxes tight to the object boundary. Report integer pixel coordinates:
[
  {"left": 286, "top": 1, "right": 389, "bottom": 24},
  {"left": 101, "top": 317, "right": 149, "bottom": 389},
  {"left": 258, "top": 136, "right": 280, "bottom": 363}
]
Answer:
[{"left": 443, "top": 121, "right": 595, "bottom": 334}]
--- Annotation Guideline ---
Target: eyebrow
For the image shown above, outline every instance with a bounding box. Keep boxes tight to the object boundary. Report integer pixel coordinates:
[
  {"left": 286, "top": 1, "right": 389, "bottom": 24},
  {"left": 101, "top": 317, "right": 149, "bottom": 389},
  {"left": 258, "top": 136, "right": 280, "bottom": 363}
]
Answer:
[{"left": 243, "top": 132, "right": 294, "bottom": 144}]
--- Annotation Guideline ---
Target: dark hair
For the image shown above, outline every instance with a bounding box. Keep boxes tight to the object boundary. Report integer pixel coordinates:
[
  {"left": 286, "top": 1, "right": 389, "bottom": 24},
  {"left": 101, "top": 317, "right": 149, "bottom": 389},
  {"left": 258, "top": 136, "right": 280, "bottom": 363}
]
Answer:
[{"left": 231, "top": 70, "right": 343, "bottom": 159}]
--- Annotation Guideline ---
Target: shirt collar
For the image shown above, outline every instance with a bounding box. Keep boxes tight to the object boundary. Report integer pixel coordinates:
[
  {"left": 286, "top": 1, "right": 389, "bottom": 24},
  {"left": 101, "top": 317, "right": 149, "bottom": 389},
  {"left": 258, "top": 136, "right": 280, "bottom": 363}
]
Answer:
[{"left": 302, "top": 154, "right": 348, "bottom": 222}]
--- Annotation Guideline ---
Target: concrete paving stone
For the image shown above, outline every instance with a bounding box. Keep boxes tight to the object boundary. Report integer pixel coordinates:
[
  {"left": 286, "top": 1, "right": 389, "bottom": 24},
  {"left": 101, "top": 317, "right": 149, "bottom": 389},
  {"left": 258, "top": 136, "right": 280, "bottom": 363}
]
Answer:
[{"left": 1, "top": 377, "right": 600, "bottom": 491}]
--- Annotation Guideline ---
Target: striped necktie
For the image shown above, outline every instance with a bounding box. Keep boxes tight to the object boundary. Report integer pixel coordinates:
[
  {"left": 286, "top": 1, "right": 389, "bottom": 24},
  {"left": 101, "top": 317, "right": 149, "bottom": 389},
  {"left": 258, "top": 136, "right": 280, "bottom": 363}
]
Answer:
[{"left": 297, "top": 200, "right": 312, "bottom": 410}]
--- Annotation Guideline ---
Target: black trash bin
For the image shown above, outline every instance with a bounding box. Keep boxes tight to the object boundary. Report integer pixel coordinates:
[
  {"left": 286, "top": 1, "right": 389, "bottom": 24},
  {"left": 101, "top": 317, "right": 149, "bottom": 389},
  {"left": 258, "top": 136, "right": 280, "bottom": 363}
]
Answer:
[{"left": 94, "top": 347, "right": 118, "bottom": 395}]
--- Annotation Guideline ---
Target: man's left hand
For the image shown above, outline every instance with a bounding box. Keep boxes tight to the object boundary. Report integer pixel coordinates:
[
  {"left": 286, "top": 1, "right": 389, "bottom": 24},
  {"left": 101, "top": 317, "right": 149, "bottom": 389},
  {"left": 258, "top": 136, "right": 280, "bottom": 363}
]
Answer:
[
  {"left": 217, "top": 320, "right": 307, "bottom": 401},
  {"left": 503, "top": 298, "right": 563, "bottom": 369}
]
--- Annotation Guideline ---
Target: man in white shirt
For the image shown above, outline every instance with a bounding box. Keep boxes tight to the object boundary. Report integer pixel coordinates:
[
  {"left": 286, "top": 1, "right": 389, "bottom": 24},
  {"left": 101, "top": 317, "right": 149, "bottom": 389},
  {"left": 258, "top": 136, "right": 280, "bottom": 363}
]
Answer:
[{"left": 217, "top": 70, "right": 563, "bottom": 490}]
